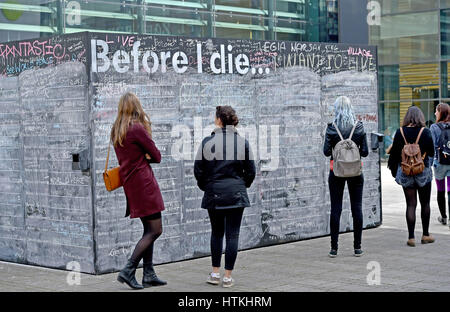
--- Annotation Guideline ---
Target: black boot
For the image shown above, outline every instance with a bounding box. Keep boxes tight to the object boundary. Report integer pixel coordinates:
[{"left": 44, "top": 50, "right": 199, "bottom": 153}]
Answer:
[
  {"left": 447, "top": 192, "right": 450, "bottom": 220},
  {"left": 142, "top": 262, "right": 167, "bottom": 287},
  {"left": 437, "top": 191, "right": 447, "bottom": 220},
  {"left": 117, "top": 259, "right": 144, "bottom": 290}
]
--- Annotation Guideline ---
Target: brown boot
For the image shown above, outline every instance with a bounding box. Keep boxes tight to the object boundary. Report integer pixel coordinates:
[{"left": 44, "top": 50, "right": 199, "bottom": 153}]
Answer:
[
  {"left": 421, "top": 235, "right": 435, "bottom": 244},
  {"left": 406, "top": 238, "right": 416, "bottom": 247}
]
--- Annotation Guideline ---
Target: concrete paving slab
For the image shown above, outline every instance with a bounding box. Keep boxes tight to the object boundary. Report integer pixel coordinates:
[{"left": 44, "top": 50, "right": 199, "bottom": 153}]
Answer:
[{"left": 1, "top": 165, "right": 449, "bottom": 292}]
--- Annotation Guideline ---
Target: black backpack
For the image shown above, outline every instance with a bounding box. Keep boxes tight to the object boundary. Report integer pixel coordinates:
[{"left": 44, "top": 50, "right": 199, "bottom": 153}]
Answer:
[{"left": 437, "top": 123, "right": 450, "bottom": 165}]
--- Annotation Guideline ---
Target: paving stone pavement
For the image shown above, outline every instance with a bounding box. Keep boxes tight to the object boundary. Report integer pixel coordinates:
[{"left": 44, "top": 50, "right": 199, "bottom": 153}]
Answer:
[{"left": 1, "top": 164, "right": 449, "bottom": 292}]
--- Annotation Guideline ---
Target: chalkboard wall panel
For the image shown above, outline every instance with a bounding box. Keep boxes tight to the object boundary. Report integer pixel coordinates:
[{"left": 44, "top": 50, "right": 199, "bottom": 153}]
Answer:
[
  {"left": 0, "top": 76, "right": 26, "bottom": 262},
  {"left": 0, "top": 32, "right": 379, "bottom": 273},
  {"left": 18, "top": 61, "right": 94, "bottom": 272},
  {"left": 321, "top": 71, "right": 380, "bottom": 229}
]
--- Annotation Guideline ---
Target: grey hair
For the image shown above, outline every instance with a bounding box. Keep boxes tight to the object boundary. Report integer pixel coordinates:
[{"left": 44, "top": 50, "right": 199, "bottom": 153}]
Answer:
[{"left": 333, "top": 96, "right": 356, "bottom": 130}]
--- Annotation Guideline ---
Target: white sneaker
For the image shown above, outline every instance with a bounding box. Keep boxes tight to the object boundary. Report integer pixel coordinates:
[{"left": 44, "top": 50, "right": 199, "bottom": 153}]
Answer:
[
  {"left": 222, "top": 277, "right": 234, "bottom": 288},
  {"left": 206, "top": 272, "right": 220, "bottom": 285}
]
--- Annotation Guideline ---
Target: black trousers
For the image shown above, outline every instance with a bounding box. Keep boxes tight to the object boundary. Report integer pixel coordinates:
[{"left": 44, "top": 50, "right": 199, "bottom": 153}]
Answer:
[
  {"left": 328, "top": 170, "right": 364, "bottom": 250},
  {"left": 207, "top": 208, "right": 244, "bottom": 271}
]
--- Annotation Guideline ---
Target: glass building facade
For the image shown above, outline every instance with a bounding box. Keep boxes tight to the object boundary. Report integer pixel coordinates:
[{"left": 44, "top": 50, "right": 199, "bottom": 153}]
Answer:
[
  {"left": 369, "top": 0, "right": 450, "bottom": 156},
  {"left": 0, "top": 0, "right": 338, "bottom": 43}
]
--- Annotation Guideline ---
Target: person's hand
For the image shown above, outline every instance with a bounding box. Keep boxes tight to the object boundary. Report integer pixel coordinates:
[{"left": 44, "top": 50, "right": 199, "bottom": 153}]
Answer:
[{"left": 145, "top": 154, "right": 151, "bottom": 160}]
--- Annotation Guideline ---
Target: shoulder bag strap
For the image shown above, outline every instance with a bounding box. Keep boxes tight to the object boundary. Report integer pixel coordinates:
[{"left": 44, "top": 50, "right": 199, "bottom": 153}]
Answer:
[
  {"left": 399, "top": 127, "right": 408, "bottom": 145},
  {"left": 415, "top": 127, "right": 425, "bottom": 144},
  {"left": 332, "top": 122, "right": 344, "bottom": 141},
  {"left": 105, "top": 141, "right": 111, "bottom": 173},
  {"left": 348, "top": 122, "right": 358, "bottom": 140}
]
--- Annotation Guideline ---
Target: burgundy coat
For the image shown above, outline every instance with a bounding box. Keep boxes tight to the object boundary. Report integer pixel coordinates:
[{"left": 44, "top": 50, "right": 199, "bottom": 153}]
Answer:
[{"left": 114, "top": 123, "right": 165, "bottom": 218}]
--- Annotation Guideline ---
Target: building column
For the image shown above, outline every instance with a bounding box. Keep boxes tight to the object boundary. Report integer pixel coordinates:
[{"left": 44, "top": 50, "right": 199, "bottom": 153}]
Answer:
[
  {"left": 57, "top": 0, "right": 64, "bottom": 35},
  {"left": 441, "top": 61, "right": 448, "bottom": 100},
  {"left": 207, "top": 0, "right": 214, "bottom": 37},
  {"left": 137, "top": 0, "right": 145, "bottom": 35},
  {"left": 267, "top": 0, "right": 274, "bottom": 40},
  {"left": 305, "top": 0, "right": 319, "bottom": 42}
]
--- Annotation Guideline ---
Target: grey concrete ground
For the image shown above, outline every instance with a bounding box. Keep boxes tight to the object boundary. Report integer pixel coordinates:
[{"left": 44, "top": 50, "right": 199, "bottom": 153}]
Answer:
[{"left": 1, "top": 164, "right": 449, "bottom": 292}]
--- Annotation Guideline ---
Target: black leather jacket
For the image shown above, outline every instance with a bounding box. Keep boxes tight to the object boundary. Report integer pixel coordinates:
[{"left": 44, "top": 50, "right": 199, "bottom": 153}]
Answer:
[{"left": 323, "top": 121, "right": 369, "bottom": 159}]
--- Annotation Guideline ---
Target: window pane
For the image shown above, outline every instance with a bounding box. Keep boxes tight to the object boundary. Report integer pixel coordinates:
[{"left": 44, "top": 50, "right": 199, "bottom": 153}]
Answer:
[
  {"left": 64, "top": 1, "right": 137, "bottom": 34},
  {"left": 275, "top": 18, "right": 306, "bottom": 41},
  {"left": 373, "top": 11, "right": 439, "bottom": 64},
  {"left": 145, "top": 7, "right": 208, "bottom": 37},
  {"left": 442, "top": 62, "right": 450, "bottom": 99},
  {"left": 442, "top": 0, "right": 450, "bottom": 9},
  {"left": 380, "top": 102, "right": 400, "bottom": 158},
  {"left": 379, "top": 65, "right": 399, "bottom": 101},
  {"left": 441, "top": 9, "right": 450, "bottom": 59},
  {"left": 412, "top": 100, "right": 440, "bottom": 126},
  {"left": 215, "top": 0, "right": 267, "bottom": 10},
  {"left": 380, "top": 0, "right": 438, "bottom": 14},
  {"left": 214, "top": 11, "right": 268, "bottom": 39},
  {"left": 0, "top": 0, "right": 59, "bottom": 41},
  {"left": 397, "top": 63, "right": 439, "bottom": 126}
]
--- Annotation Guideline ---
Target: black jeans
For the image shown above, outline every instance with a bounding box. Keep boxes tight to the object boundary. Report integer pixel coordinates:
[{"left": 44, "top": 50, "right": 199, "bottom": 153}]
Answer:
[
  {"left": 328, "top": 170, "right": 364, "bottom": 250},
  {"left": 207, "top": 207, "right": 244, "bottom": 271}
]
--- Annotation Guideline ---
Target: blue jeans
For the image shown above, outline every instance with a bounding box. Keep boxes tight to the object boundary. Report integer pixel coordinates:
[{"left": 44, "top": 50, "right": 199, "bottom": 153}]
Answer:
[
  {"left": 328, "top": 170, "right": 364, "bottom": 250},
  {"left": 208, "top": 208, "right": 244, "bottom": 270}
]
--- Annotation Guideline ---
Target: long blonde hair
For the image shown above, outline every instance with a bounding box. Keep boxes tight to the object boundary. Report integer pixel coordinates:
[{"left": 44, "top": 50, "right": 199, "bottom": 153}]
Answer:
[{"left": 111, "top": 92, "right": 152, "bottom": 147}]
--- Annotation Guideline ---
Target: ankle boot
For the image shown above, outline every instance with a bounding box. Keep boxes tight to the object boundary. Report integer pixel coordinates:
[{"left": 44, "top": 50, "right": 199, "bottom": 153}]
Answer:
[
  {"left": 117, "top": 259, "right": 144, "bottom": 290},
  {"left": 142, "top": 262, "right": 167, "bottom": 287}
]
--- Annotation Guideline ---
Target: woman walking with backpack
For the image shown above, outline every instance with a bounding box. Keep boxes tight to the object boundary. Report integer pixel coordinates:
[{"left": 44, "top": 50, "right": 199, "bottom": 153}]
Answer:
[
  {"left": 388, "top": 106, "right": 435, "bottom": 246},
  {"left": 430, "top": 103, "right": 450, "bottom": 228},
  {"left": 112, "top": 92, "right": 167, "bottom": 289},
  {"left": 323, "top": 96, "right": 368, "bottom": 258}
]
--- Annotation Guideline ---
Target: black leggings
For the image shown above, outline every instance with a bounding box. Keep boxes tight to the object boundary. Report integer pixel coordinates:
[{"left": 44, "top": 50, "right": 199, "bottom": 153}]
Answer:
[
  {"left": 328, "top": 171, "right": 364, "bottom": 250},
  {"left": 208, "top": 208, "right": 244, "bottom": 271},
  {"left": 130, "top": 212, "right": 162, "bottom": 265},
  {"left": 402, "top": 182, "right": 431, "bottom": 239}
]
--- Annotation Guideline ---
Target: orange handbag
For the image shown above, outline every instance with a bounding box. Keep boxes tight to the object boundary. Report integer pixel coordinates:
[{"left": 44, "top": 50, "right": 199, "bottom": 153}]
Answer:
[{"left": 103, "top": 141, "right": 123, "bottom": 192}]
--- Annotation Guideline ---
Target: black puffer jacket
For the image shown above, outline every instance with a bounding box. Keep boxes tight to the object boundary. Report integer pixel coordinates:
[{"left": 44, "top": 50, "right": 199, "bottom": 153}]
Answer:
[
  {"left": 194, "top": 127, "right": 256, "bottom": 210},
  {"left": 323, "top": 121, "right": 369, "bottom": 159}
]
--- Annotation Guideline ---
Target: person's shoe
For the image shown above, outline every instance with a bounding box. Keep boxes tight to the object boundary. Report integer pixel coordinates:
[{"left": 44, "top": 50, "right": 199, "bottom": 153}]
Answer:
[
  {"left": 222, "top": 276, "right": 234, "bottom": 288},
  {"left": 206, "top": 272, "right": 220, "bottom": 285},
  {"left": 328, "top": 249, "right": 338, "bottom": 258},
  {"left": 142, "top": 262, "right": 167, "bottom": 287},
  {"left": 117, "top": 259, "right": 144, "bottom": 290},
  {"left": 406, "top": 238, "right": 416, "bottom": 247},
  {"left": 421, "top": 235, "right": 435, "bottom": 244},
  {"left": 438, "top": 216, "right": 448, "bottom": 225},
  {"left": 354, "top": 249, "right": 364, "bottom": 257}
]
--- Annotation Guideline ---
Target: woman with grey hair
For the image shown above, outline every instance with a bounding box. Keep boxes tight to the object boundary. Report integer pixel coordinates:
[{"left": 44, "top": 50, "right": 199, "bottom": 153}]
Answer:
[{"left": 323, "top": 96, "right": 369, "bottom": 258}]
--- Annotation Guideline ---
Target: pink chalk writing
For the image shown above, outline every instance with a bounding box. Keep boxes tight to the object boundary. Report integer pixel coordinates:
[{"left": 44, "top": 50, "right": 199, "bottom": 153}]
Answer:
[
  {"left": 356, "top": 113, "right": 377, "bottom": 122},
  {"left": 347, "top": 47, "right": 372, "bottom": 58},
  {"left": 0, "top": 40, "right": 66, "bottom": 60}
]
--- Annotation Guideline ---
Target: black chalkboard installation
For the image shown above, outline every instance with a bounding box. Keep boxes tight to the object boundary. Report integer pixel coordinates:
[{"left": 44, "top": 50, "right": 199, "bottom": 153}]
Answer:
[{"left": 0, "top": 32, "right": 379, "bottom": 274}]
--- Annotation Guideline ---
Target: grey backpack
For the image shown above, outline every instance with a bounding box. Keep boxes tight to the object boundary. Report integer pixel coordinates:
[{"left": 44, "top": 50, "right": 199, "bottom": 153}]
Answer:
[{"left": 332, "top": 122, "right": 362, "bottom": 177}]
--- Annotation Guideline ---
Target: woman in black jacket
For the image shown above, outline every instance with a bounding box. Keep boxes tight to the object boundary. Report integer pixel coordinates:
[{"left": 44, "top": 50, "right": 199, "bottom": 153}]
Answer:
[
  {"left": 387, "top": 106, "right": 435, "bottom": 247},
  {"left": 323, "top": 96, "right": 368, "bottom": 258},
  {"left": 194, "top": 106, "right": 256, "bottom": 288}
]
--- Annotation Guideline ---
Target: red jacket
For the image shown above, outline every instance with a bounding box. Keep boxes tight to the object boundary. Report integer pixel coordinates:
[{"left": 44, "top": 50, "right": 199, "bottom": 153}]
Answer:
[{"left": 114, "top": 123, "right": 165, "bottom": 218}]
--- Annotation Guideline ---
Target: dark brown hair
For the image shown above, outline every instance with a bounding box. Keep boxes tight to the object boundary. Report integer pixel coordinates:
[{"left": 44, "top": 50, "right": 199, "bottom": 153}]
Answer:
[
  {"left": 216, "top": 106, "right": 239, "bottom": 127},
  {"left": 436, "top": 102, "right": 450, "bottom": 123},
  {"left": 402, "top": 106, "right": 426, "bottom": 127}
]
